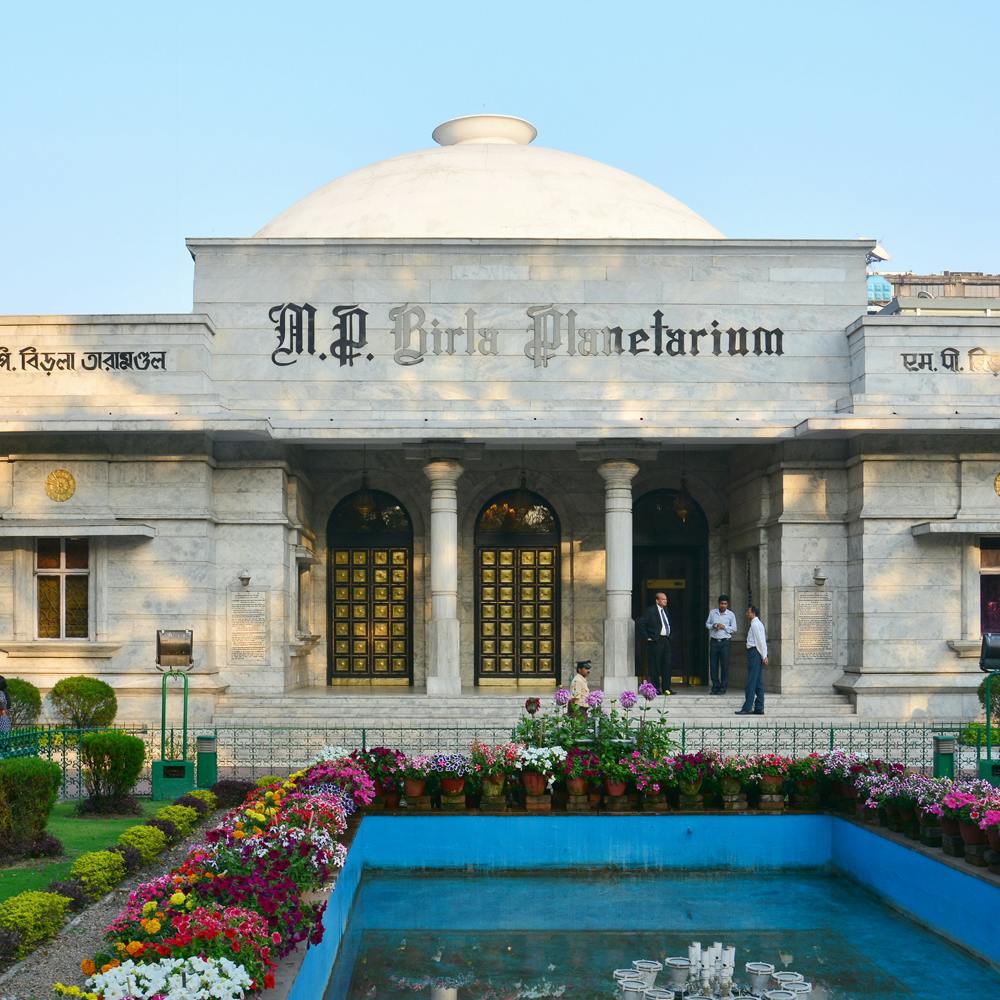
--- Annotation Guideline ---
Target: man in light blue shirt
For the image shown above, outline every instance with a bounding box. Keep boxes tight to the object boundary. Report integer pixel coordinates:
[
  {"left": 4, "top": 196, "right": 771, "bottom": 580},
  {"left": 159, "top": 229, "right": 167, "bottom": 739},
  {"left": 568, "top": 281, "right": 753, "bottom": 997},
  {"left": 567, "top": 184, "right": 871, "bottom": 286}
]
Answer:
[
  {"left": 705, "top": 594, "right": 737, "bottom": 695},
  {"left": 735, "top": 606, "right": 769, "bottom": 716}
]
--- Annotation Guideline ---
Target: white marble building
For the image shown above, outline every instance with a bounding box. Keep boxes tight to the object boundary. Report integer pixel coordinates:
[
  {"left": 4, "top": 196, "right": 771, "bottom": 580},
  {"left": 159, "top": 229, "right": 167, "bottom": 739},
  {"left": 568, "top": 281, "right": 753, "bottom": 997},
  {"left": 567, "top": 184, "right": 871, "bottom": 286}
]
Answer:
[{"left": 1, "top": 115, "right": 998, "bottom": 723}]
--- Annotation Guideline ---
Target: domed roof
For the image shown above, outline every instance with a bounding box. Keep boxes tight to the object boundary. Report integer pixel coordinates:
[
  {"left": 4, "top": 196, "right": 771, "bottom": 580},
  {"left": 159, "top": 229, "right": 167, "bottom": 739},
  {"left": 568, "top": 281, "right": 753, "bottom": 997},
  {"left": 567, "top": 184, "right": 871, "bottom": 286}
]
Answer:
[{"left": 255, "top": 115, "right": 724, "bottom": 241}]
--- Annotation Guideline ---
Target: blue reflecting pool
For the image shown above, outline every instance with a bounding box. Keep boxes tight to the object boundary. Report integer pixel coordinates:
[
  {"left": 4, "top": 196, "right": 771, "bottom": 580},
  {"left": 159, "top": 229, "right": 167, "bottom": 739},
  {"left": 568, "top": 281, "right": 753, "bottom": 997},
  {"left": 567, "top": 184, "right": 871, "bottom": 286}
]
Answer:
[{"left": 327, "top": 870, "right": 1000, "bottom": 998}]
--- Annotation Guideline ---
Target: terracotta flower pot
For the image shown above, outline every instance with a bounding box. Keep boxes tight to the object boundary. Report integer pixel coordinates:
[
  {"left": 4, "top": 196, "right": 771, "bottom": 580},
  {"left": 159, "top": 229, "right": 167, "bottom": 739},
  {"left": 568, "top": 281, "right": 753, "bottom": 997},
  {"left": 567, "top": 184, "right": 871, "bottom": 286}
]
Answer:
[
  {"left": 940, "top": 815, "right": 960, "bottom": 837},
  {"left": 959, "top": 820, "right": 987, "bottom": 847},
  {"left": 441, "top": 776, "right": 466, "bottom": 796},
  {"left": 481, "top": 775, "right": 506, "bottom": 799},
  {"left": 522, "top": 771, "right": 547, "bottom": 796},
  {"left": 384, "top": 789, "right": 401, "bottom": 809},
  {"left": 986, "top": 826, "right": 1000, "bottom": 852},
  {"left": 604, "top": 779, "right": 627, "bottom": 797},
  {"left": 720, "top": 776, "right": 742, "bottom": 796},
  {"left": 678, "top": 777, "right": 703, "bottom": 797},
  {"left": 567, "top": 777, "right": 588, "bottom": 796},
  {"left": 760, "top": 775, "right": 784, "bottom": 794},
  {"left": 403, "top": 777, "right": 427, "bottom": 799}
]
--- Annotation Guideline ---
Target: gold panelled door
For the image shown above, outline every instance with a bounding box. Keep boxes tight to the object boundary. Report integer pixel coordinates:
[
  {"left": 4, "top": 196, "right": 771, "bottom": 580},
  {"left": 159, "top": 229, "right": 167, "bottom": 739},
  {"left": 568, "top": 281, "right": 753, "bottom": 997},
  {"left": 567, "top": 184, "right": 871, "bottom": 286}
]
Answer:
[
  {"left": 474, "top": 485, "right": 560, "bottom": 687},
  {"left": 477, "top": 546, "right": 557, "bottom": 683},
  {"left": 327, "top": 488, "right": 413, "bottom": 686},
  {"left": 330, "top": 547, "right": 410, "bottom": 682}
]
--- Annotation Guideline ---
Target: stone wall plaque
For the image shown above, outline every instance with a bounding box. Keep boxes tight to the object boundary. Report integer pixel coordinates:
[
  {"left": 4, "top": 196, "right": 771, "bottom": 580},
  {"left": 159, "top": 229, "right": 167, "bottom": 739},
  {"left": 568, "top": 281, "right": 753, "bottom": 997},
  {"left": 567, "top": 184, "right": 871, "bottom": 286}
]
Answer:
[
  {"left": 795, "top": 589, "right": 835, "bottom": 663},
  {"left": 228, "top": 590, "right": 269, "bottom": 665}
]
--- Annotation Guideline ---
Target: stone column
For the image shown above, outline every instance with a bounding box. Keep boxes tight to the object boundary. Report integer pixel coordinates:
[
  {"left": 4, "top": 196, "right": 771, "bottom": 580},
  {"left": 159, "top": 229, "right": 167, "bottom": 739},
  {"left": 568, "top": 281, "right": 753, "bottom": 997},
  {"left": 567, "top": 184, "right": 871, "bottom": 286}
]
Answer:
[
  {"left": 423, "top": 459, "right": 464, "bottom": 695},
  {"left": 598, "top": 460, "right": 640, "bottom": 696}
]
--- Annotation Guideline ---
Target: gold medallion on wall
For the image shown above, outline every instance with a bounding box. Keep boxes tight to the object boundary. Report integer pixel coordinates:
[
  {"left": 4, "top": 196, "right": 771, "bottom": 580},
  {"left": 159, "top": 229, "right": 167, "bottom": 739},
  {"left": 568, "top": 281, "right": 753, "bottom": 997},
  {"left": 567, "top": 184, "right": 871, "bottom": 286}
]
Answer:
[
  {"left": 995, "top": 471, "right": 1000, "bottom": 497},
  {"left": 45, "top": 469, "right": 76, "bottom": 503}
]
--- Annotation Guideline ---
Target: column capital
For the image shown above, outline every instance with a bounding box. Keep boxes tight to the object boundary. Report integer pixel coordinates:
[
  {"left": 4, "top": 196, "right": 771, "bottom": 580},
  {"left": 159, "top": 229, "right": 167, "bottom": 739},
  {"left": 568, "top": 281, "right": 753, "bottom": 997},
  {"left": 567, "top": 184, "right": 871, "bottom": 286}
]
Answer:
[
  {"left": 423, "top": 459, "right": 464, "bottom": 487},
  {"left": 597, "top": 459, "right": 640, "bottom": 486}
]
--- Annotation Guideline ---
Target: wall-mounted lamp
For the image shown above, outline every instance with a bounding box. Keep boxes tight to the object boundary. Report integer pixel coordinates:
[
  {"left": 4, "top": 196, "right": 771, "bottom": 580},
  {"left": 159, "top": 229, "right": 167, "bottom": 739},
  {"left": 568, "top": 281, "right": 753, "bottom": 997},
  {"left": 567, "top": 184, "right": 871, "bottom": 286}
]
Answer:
[
  {"left": 812, "top": 566, "right": 827, "bottom": 586},
  {"left": 238, "top": 569, "right": 252, "bottom": 588}
]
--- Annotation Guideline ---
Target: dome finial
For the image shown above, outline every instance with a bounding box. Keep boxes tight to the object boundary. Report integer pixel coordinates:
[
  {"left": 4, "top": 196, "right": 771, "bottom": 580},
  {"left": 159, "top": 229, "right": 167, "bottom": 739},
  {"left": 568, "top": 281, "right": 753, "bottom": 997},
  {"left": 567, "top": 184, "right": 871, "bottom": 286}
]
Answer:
[{"left": 432, "top": 114, "right": 537, "bottom": 146}]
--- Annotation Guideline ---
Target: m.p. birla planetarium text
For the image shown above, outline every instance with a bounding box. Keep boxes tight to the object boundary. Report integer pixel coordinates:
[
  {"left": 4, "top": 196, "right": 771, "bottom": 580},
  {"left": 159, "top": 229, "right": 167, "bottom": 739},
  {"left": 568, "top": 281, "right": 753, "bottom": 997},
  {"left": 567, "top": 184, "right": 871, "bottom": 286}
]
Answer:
[{"left": 267, "top": 302, "right": 784, "bottom": 369}]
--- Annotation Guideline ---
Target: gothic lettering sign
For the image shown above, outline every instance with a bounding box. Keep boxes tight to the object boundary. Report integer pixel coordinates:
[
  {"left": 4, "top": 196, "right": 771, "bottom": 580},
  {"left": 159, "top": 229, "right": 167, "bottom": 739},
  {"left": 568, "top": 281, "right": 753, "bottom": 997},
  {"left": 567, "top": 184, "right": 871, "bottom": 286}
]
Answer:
[
  {"left": 228, "top": 590, "right": 269, "bottom": 666},
  {"left": 795, "top": 590, "right": 835, "bottom": 663},
  {"left": 900, "top": 346, "right": 1000, "bottom": 375},
  {"left": 266, "top": 303, "right": 784, "bottom": 369},
  {"left": 0, "top": 347, "right": 167, "bottom": 374}
]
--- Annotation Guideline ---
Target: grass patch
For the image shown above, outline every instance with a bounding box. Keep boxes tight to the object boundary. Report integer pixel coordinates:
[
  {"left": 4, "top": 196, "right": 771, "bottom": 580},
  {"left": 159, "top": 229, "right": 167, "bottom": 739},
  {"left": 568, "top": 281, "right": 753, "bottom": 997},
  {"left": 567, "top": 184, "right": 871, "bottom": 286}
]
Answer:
[{"left": 0, "top": 800, "right": 174, "bottom": 903}]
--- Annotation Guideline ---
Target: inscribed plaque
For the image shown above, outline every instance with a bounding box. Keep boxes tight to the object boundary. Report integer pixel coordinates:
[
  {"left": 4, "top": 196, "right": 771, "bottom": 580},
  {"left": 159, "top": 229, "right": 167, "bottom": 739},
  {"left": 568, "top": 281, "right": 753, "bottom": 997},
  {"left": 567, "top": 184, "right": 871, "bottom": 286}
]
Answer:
[
  {"left": 228, "top": 590, "right": 269, "bottom": 665},
  {"left": 795, "top": 590, "right": 835, "bottom": 663}
]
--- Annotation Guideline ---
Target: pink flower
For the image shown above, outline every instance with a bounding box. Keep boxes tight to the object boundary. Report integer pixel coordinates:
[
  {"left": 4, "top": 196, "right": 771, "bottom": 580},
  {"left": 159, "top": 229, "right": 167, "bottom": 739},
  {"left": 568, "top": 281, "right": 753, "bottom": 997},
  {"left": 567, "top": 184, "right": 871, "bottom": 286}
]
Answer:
[
  {"left": 618, "top": 690, "right": 638, "bottom": 710},
  {"left": 638, "top": 681, "right": 658, "bottom": 701},
  {"left": 554, "top": 688, "right": 571, "bottom": 707}
]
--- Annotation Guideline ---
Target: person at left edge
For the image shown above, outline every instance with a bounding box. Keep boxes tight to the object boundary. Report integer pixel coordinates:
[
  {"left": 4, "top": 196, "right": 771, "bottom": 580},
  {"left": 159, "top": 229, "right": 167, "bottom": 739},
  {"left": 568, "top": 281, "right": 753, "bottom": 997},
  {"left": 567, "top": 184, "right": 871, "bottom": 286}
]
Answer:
[{"left": 637, "top": 591, "right": 674, "bottom": 696}]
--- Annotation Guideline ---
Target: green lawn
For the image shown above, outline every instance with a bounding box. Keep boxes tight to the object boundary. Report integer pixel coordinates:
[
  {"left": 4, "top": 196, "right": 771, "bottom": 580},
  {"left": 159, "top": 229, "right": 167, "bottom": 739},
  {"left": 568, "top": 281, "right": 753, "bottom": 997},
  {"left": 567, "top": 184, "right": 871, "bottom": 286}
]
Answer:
[{"left": 0, "top": 800, "right": 174, "bottom": 903}]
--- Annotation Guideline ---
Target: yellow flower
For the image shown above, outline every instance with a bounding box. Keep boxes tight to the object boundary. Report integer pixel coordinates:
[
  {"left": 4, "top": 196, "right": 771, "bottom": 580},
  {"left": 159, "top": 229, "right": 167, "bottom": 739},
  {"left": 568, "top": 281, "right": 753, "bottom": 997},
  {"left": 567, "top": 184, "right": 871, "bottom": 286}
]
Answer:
[
  {"left": 169, "top": 891, "right": 186, "bottom": 906},
  {"left": 142, "top": 901, "right": 157, "bottom": 917},
  {"left": 141, "top": 918, "right": 162, "bottom": 934}
]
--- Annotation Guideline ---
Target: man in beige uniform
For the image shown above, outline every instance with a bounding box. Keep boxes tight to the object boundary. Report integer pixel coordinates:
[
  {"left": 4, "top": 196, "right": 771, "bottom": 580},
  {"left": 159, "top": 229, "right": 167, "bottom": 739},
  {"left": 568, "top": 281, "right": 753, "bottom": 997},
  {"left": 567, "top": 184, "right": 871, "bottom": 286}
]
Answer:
[{"left": 569, "top": 660, "right": 592, "bottom": 716}]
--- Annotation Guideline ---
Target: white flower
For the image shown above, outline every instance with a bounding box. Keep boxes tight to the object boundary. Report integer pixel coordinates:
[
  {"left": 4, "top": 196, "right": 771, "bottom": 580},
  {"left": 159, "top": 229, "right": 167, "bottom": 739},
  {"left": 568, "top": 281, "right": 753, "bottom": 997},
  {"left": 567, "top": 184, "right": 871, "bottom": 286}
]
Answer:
[{"left": 88, "top": 957, "right": 253, "bottom": 1000}]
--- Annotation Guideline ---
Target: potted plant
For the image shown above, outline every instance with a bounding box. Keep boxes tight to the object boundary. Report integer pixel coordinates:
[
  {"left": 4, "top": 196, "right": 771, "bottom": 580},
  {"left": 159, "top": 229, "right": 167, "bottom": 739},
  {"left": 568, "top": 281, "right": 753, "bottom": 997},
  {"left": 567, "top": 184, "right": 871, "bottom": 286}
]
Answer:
[
  {"left": 716, "top": 754, "right": 755, "bottom": 796},
  {"left": 673, "top": 751, "right": 714, "bottom": 798},
  {"left": 470, "top": 742, "right": 520, "bottom": 800},
  {"left": 515, "top": 745, "right": 567, "bottom": 796},
  {"left": 427, "top": 752, "right": 471, "bottom": 796},
  {"left": 599, "top": 752, "right": 631, "bottom": 797},
  {"left": 979, "top": 803, "right": 1000, "bottom": 854},
  {"left": 358, "top": 746, "right": 406, "bottom": 802},
  {"left": 624, "top": 750, "right": 676, "bottom": 807},
  {"left": 754, "top": 753, "right": 790, "bottom": 794},
  {"left": 562, "top": 746, "right": 599, "bottom": 796},
  {"left": 401, "top": 754, "right": 431, "bottom": 800},
  {"left": 787, "top": 754, "right": 823, "bottom": 806}
]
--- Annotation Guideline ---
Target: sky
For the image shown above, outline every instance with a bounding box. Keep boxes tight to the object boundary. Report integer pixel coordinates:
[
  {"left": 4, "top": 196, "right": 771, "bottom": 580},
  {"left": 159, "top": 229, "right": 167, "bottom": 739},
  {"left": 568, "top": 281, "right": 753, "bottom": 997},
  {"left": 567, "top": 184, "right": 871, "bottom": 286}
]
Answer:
[{"left": 2, "top": 0, "right": 999, "bottom": 315}]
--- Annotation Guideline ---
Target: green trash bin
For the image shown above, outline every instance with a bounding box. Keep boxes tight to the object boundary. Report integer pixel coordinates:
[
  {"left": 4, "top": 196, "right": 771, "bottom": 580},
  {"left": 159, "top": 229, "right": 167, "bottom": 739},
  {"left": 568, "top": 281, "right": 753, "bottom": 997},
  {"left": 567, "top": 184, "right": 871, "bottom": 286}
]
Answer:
[{"left": 197, "top": 734, "right": 218, "bottom": 789}]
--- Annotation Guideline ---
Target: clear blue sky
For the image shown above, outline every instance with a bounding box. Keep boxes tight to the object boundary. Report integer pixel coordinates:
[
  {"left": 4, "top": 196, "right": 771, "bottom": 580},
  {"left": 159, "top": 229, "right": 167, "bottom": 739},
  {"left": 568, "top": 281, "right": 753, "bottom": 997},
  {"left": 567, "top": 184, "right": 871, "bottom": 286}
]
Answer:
[{"left": 2, "top": 1, "right": 998, "bottom": 315}]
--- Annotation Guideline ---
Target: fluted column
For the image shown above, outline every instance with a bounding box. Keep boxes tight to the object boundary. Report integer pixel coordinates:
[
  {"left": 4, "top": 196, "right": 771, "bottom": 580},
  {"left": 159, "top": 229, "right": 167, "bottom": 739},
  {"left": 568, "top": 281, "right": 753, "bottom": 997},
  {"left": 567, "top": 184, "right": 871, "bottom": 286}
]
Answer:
[
  {"left": 598, "top": 460, "right": 640, "bottom": 696},
  {"left": 423, "top": 459, "right": 464, "bottom": 695}
]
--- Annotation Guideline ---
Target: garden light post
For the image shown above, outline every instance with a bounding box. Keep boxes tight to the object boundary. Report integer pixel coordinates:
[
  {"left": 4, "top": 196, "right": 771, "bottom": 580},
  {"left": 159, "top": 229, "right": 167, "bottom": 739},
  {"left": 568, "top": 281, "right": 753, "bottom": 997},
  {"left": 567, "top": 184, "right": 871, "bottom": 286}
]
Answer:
[{"left": 151, "top": 629, "right": 197, "bottom": 799}]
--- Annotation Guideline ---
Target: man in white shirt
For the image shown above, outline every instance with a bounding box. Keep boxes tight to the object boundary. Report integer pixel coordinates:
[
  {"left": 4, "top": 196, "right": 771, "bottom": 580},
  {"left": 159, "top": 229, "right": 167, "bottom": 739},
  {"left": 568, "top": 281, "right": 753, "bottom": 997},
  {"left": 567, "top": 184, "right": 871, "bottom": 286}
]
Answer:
[
  {"left": 735, "top": 605, "right": 768, "bottom": 716},
  {"left": 637, "top": 591, "right": 674, "bottom": 696},
  {"left": 705, "top": 594, "right": 737, "bottom": 695}
]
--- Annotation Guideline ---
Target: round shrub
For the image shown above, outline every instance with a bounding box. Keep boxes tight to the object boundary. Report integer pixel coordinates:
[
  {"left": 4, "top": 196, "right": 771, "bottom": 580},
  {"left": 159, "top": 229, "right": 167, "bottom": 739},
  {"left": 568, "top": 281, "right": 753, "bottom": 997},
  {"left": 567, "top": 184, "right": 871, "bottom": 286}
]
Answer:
[
  {"left": 144, "top": 817, "right": 180, "bottom": 844},
  {"left": 69, "top": 850, "right": 126, "bottom": 899},
  {"left": 0, "top": 891, "right": 71, "bottom": 957},
  {"left": 0, "top": 925, "right": 23, "bottom": 962},
  {"left": 0, "top": 757, "right": 62, "bottom": 857},
  {"left": 45, "top": 878, "right": 89, "bottom": 913},
  {"left": 28, "top": 833, "right": 63, "bottom": 858},
  {"left": 210, "top": 778, "right": 256, "bottom": 808},
  {"left": 79, "top": 730, "right": 145, "bottom": 813},
  {"left": 153, "top": 804, "right": 199, "bottom": 838},
  {"left": 174, "top": 794, "right": 209, "bottom": 818},
  {"left": 48, "top": 675, "right": 117, "bottom": 729},
  {"left": 118, "top": 824, "right": 168, "bottom": 864},
  {"left": 6, "top": 677, "right": 42, "bottom": 728},
  {"left": 254, "top": 774, "right": 286, "bottom": 788},
  {"left": 187, "top": 788, "right": 218, "bottom": 811},
  {"left": 107, "top": 842, "right": 144, "bottom": 874}
]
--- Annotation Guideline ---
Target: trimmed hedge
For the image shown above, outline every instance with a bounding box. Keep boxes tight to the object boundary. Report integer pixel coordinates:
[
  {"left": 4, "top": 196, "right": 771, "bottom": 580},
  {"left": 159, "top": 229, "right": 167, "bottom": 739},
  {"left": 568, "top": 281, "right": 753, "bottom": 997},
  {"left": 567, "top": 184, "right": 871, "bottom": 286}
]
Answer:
[
  {"left": 108, "top": 843, "right": 144, "bottom": 874},
  {"left": 254, "top": 774, "right": 286, "bottom": 788},
  {"left": 210, "top": 778, "right": 256, "bottom": 808},
  {"left": 144, "top": 817, "right": 180, "bottom": 844},
  {"left": 174, "top": 794, "right": 209, "bottom": 818},
  {"left": 6, "top": 677, "right": 41, "bottom": 727},
  {"left": 153, "top": 804, "right": 199, "bottom": 838},
  {"left": 0, "top": 757, "right": 62, "bottom": 857},
  {"left": 187, "top": 788, "right": 218, "bottom": 811},
  {"left": 48, "top": 676, "right": 117, "bottom": 729},
  {"left": 69, "top": 850, "right": 127, "bottom": 899},
  {"left": 0, "top": 891, "right": 71, "bottom": 957},
  {"left": 79, "top": 730, "right": 145, "bottom": 812},
  {"left": 118, "top": 824, "right": 168, "bottom": 864}
]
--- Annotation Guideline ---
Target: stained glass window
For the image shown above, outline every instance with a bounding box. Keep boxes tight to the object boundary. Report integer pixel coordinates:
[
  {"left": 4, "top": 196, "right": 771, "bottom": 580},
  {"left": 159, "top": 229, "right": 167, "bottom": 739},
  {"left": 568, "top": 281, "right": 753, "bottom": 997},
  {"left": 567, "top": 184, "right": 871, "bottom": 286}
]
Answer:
[{"left": 35, "top": 538, "right": 90, "bottom": 639}]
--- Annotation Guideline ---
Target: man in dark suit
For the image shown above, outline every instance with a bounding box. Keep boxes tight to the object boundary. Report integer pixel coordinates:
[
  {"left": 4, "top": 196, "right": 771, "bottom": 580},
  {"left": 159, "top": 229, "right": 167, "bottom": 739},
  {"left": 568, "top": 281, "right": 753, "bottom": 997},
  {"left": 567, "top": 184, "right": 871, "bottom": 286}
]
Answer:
[{"left": 637, "top": 591, "right": 674, "bottom": 695}]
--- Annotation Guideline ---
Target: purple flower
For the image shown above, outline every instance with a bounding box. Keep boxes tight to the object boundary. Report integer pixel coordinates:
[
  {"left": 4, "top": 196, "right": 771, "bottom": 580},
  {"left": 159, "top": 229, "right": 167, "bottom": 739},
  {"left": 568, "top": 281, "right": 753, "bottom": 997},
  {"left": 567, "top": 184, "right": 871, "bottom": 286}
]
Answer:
[
  {"left": 554, "top": 688, "right": 572, "bottom": 707},
  {"left": 638, "top": 681, "right": 658, "bottom": 701},
  {"left": 618, "top": 690, "right": 638, "bottom": 710},
  {"left": 586, "top": 689, "right": 604, "bottom": 708}
]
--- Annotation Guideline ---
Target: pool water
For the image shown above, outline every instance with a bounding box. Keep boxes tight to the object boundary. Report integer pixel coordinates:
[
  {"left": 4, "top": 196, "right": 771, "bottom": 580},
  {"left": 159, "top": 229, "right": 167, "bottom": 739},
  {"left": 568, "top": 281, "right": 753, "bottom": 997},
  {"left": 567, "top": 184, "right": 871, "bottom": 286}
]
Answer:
[{"left": 327, "top": 870, "right": 1000, "bottom": 998}]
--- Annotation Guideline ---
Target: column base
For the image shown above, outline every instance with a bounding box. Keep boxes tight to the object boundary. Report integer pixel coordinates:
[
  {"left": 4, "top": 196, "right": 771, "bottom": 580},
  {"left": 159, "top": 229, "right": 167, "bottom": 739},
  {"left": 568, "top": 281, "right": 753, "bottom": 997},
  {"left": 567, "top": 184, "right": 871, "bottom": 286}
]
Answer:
[
  {"left": 602, "top": 617, "right": 637, "bottom": 696},
  {"left": 426, "top": 618, "right": 462, "bottom": 696}
]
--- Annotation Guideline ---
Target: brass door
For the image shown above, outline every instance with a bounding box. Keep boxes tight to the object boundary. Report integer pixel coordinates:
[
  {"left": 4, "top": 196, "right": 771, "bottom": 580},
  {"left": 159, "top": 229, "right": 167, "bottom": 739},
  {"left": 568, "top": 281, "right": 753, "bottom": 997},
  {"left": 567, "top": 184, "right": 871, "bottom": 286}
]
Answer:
[
  {"left": 330, "top": 546, "right": 411, "bottom": 684},
  {"left": 476, "top": 545, "right": 558, "bottom": 685}
]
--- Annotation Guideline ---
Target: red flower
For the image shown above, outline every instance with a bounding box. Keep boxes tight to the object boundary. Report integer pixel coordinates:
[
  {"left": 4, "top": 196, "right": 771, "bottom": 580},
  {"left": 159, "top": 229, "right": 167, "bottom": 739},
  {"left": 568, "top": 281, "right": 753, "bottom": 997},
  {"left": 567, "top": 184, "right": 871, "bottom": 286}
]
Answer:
[{"left": 264, "top": 974, "right": 275, "bottom": 989}]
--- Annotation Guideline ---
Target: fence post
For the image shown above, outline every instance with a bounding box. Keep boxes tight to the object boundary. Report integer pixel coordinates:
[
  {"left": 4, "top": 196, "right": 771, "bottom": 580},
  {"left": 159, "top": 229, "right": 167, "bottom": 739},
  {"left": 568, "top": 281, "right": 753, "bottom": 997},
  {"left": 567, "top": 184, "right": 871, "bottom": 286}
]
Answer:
[
  {"left": 681, "top": 724, "right": 686, "bottom": 753},
  {"left": 828, "top": 726, "right": 834, "bottom": 751},
  {"left": 362, "top": 729, "right": 367, "bottom": 753}
]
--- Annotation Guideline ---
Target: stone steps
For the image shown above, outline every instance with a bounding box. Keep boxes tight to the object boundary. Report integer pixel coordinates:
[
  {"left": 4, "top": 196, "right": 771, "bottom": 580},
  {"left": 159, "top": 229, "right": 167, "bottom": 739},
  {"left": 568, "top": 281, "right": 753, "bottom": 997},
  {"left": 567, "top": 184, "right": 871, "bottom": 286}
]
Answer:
[{"left": 212, "top": 691, "right": 860, "bottom": 727}]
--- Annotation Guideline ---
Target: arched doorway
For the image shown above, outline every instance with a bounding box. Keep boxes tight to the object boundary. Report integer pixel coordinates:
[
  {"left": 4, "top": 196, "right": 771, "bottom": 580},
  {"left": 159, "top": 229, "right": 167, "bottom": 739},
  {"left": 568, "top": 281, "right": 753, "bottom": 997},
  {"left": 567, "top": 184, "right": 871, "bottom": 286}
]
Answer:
[
  {"left": 327, "top": 489, "right": 413, "bottom": 685},
  {"left": 633, "top": 488, "right": 709, "bottom": 688},
  {"left": 475, "top": 489, "right": 560, "bottom": 686}
]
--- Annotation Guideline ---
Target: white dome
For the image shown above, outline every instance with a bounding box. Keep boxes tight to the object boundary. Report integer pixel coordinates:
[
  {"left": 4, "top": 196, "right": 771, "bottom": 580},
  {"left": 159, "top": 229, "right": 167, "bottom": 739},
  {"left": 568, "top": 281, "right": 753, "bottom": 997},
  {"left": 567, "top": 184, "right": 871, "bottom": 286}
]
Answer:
[{"left": 255, "top": 115, "right": 724, "bottom": 240}]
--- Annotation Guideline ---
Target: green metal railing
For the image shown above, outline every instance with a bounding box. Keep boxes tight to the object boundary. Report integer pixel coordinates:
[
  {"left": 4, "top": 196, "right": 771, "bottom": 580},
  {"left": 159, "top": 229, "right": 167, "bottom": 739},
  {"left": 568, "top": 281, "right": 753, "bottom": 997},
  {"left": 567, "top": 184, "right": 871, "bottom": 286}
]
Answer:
[{"left": 1, "top": 720, "right": 987, "bottom": 799}]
